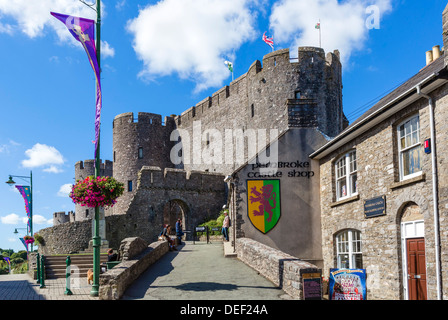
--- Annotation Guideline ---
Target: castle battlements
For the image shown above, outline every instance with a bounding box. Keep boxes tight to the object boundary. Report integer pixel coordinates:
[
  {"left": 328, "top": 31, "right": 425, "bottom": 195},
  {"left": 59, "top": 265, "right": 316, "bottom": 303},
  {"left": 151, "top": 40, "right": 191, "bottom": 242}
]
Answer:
[
  {"left": 113, "top": 112, "right": 176, "bottom": 127},
  {"left": 75, "top": 159, "right": 113, "bottom": 175},
  {"left": 137, "top": 166, "right": 225, "bottom": 192},
  {"left": 176, "top": 47, "right": 341, "bottom": 128}
]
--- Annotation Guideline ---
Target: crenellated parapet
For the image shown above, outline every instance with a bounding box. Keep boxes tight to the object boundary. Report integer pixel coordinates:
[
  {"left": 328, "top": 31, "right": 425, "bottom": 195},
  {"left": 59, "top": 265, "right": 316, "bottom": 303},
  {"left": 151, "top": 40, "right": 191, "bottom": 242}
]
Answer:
[
  {"left": 75, "top": 159, "right": 113, "bottom": 180},
  {"left": 175, "top": 47, "right": 344, "bottom": 137},
  {"left": 137, "top": 166, "right": 225, "bottom": 193}
]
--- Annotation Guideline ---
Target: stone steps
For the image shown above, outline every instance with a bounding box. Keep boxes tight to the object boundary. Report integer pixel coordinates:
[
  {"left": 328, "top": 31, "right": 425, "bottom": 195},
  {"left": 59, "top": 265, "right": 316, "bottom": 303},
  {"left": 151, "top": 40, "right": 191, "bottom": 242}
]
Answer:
[{"left": 43, "top": 254, "right": 109, "bottom": 279}]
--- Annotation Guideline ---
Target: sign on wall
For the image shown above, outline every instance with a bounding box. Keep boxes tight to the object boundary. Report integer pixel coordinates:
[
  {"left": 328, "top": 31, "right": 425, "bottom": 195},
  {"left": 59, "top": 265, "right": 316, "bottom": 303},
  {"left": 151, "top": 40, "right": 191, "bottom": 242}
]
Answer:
[
  {"left": 364, "top": 195, "right": 386, "bottom": 218},
  {"left": 247, "top": 179, "right": 281, "bottom": 234},
  {"left": 329, "top": 268, "right": 367, "bottom": 300}
]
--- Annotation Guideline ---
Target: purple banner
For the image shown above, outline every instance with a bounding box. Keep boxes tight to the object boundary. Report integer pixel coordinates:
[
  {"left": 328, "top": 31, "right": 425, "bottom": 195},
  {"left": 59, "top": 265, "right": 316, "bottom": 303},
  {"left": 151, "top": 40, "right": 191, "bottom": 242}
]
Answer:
[
  {"left": 15, "top": 185, "right": 31, "bottom": 217},
  {"left": 51, "top": 12, "right": 102, "bottom": 161},
  {"left": 20, "top": 238, "right": 28, "bottom": 252}
]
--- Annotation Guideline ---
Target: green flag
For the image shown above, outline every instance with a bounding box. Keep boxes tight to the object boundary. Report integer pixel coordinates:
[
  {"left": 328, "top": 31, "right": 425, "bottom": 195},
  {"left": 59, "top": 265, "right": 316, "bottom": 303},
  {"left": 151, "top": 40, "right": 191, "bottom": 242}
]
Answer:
[{"left": 224, "top": 60, "right": 233, "bottom": 72}]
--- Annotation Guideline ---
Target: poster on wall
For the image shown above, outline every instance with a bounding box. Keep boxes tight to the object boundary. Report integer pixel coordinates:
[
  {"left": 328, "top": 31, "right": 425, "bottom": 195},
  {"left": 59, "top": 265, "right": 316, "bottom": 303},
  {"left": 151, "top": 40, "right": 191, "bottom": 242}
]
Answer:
[
  {"left": 247, "top": 179, "right": 281, "bottom": 234},
  {"left": 329, "top": 268, "right": 367, "bottom": 300}
]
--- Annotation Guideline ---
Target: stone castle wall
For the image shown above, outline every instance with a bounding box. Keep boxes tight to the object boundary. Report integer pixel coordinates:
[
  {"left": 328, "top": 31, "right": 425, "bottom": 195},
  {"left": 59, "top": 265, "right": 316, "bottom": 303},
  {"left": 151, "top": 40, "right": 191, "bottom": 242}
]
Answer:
[{"left": 174, "top": 47, "right": 344, "bottom": 175}]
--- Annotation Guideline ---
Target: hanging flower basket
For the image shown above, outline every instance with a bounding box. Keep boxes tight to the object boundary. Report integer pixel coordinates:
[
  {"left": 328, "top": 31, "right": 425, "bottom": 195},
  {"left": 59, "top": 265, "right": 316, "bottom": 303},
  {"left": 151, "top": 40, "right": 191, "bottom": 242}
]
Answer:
[
  {"left": 69, "top": 176, "right": 124, "bottom": 208},
  {"left": 23, "top": 235, "right": 34, "bottom": 245}
]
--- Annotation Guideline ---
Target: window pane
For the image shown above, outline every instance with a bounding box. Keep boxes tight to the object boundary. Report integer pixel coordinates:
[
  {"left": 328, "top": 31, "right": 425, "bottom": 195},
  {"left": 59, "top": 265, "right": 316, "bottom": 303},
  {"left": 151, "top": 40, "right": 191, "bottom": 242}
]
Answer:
[
  {"left": 353, "top": 254, "right": 363, "bottom": 269},
  {"left": 338, "top": 254, "right": 350, "bottom": 269},
  {"left": 350, "top": 173, "right": 357, "bottom": 194},
  {"left": 400, "top": 137, "right": 406, "bottom": 149},
  {"left": 402, "top": 146, "right": 421, "bottom": 176},
  {"left": 338, "top": 179, "right": 347, "bottom": 198},
  {"left": 411, "top": 131, "right": 419, "bottom": 145}
]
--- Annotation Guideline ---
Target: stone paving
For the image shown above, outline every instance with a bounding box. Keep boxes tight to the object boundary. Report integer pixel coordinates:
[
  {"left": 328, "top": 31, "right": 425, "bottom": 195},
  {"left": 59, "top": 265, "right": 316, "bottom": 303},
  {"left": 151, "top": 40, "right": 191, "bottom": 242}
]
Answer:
[
  {"left": 0, "top": 241, "right": 289, "bottom": 301},
  {"left": 0, "top": 273, "right": 98, "bottom": 300}
]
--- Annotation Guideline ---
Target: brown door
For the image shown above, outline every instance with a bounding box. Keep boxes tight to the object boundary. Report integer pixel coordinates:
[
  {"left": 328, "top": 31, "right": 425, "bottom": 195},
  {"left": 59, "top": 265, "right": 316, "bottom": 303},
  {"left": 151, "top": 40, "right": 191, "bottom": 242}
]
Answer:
[{"left": 406, "top": 238, "right": 427, "bottom": 300}]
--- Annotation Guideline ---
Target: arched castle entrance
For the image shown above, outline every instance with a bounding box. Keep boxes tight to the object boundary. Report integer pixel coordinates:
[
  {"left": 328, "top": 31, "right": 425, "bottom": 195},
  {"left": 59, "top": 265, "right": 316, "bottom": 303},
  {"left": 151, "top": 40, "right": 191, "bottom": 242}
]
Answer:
[
  {"left": 120, "top": 167, "right": 226, "bottom": 243},
  {"left": 163, "top": 199, "right": 190, "bottom": 236}
]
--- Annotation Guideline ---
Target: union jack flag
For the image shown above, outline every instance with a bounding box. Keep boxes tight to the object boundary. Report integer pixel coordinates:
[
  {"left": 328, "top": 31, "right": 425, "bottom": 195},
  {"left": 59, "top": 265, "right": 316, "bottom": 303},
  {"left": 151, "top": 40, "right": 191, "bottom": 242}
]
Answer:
[{"left": 262, "top": 32, "right": 274, "bottom": 50}]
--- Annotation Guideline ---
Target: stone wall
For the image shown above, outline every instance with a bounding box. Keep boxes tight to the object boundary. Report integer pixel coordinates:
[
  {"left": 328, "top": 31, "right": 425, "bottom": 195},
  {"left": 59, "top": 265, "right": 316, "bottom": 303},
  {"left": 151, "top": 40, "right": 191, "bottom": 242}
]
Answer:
[
  {"left": 38, "top": 220, "right": 92, "bottom": 255},
  {"left": 99, "top": 238, "right": 169, "bottom": 300},
  {"left": 236, "top": 238, "right": 320, "bottom": 299}
]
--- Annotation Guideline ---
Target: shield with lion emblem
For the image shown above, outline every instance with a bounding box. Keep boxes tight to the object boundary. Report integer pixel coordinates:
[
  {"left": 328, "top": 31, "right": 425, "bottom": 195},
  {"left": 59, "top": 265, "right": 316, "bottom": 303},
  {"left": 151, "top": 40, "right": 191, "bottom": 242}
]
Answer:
[{"left": 247, "top": 179, "right": 281, "bottom": 234}]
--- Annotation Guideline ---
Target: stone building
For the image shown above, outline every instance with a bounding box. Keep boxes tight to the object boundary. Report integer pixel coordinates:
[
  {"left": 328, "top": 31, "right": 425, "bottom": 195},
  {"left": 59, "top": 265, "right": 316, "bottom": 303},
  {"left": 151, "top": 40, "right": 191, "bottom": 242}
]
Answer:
[{"left": 310, "top": 6, "right": 448, "bottom": 300}]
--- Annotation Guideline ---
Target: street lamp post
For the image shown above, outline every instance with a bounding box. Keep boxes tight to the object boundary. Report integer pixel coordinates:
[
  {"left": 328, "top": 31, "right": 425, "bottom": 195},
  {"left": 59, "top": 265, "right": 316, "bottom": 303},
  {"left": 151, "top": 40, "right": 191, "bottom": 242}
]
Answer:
[
  {"left": 80, "top": 0, "right": 102, "bottom": 297},
  {"left": 6, "top": 172, "right": 33, "bottom": 252}
]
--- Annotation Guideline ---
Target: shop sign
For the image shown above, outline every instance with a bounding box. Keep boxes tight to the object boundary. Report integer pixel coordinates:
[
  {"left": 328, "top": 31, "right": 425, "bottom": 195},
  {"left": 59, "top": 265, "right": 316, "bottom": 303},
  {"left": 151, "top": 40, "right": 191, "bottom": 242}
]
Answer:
[
  {"left": 329, "top": 268, "right": 367, "bottom": 300},
  {"left": 301, "top": 269, "right": 322, "bottom": 300}
]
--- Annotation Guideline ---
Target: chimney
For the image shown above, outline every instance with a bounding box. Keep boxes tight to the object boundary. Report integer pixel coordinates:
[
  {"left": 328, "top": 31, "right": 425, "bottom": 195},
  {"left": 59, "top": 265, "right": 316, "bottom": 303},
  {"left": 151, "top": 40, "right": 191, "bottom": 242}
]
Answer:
[
  {"left": 433, "top": 45, "right": 441, "bottom": 60},
  {"left": 426, "top": 50, "right": 434, "bottom": 65}
]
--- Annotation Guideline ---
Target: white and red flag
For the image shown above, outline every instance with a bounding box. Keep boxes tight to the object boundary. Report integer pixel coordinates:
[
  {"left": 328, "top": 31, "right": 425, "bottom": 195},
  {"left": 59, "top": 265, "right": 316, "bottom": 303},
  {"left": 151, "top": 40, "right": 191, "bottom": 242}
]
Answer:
[{"left": 262, "top": 32, "right": 274, "bottom": 50}]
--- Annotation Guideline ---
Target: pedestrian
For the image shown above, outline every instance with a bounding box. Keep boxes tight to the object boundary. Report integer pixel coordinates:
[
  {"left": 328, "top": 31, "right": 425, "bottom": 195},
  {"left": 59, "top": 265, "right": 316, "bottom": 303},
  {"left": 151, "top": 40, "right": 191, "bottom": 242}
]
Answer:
[
  {"left": 222, "top": 211, "right": 230, "bottom": 241},
  {"left": 175, "top": 218, "right": 184, "bottom": 245},
  {"left": 162, "top": 225, "right": 177, "bottom": 251},
  {"left": 107, "top": 248, "right": 118, "bottom": 262}
]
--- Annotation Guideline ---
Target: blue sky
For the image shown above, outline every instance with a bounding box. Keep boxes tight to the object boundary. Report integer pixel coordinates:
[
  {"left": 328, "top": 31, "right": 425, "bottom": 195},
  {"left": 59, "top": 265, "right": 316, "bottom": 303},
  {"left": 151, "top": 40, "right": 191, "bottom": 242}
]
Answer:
[{"left": 0, "top": 0, "right": 446, "bottom": 253}]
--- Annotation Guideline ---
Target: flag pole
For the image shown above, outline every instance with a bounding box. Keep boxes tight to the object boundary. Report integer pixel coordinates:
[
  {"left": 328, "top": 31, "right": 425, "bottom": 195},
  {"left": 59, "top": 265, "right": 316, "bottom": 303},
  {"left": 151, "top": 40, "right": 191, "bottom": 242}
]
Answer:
[
  {"left": 91, "top": 0, "right": 101, "bottom": 297},
  {"left": 319, "top": 19, "right": 321, "bottom": 48}
]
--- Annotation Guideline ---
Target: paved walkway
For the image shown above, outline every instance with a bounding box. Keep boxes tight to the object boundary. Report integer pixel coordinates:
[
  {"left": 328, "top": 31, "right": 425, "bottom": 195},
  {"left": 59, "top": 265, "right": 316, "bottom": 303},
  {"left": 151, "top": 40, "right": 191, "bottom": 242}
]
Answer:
[
  {"left": 123, "top": 241, "right": 290, "bottom": 300},
  {"left": 0, "top": 273, "right": 98, "bottom": 300},
  {"left": 0, "top": 241, "right": 290, "bottom": 301}
]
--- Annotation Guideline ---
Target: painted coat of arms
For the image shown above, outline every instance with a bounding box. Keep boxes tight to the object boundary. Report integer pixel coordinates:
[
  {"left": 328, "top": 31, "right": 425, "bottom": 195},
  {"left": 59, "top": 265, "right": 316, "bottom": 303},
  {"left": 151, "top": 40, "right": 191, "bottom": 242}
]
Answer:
[{"left": 247, "top": 180, "right": 281, "bottom": 233}]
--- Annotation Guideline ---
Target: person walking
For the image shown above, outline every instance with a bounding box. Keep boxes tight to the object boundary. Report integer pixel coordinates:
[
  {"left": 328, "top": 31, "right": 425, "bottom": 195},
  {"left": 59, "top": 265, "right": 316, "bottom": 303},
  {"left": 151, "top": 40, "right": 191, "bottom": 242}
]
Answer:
[
  {"left": 222, "top": 211, "right": 230, "bottom": 242},
  {"left": 175, "top": 218, "right": 184, "bottom": 245}
]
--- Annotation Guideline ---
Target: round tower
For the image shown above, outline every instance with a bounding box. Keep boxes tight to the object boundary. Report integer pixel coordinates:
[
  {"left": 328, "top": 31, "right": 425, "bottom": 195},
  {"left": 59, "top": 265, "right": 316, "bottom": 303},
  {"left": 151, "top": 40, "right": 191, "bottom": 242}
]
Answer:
[{"left": 112, "top": 112, "right": 176, "bottom": 214}]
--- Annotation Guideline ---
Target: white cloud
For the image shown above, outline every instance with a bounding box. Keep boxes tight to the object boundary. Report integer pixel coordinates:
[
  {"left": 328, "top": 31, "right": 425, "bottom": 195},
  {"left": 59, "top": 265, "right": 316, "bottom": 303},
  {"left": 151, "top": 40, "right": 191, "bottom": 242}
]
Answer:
[
  {"left": 33, "top": 215, "right": 53, "bottom": 225},
  {"left": 127, "top": 0, "right": 258, "bottom": 92},
  {"left": 269, "top": 0, "right": 392, "bottom": 65},
  {"left": 21, "top": 143, "right": 65, "bottom": 173},
  {"left": 0, "top": 0, "right": 95, "bottom": 38},
  {"left": 0, "top": 213, "right": 52, "bottom": 226},
  {"left": 0, "top": 1, "right": 115, "bottom": 54},
  {"left": 0, "top": 21, "right": 13, "bottom": 35},
  {"left": 101, "top": 40, "right": 115, "bottom": 59},
  {"left": 0, "top": 213, "right": 21, "bottom": 224},
  {"left": 57, "top": 184, "right": 73, "bottom": 197}
]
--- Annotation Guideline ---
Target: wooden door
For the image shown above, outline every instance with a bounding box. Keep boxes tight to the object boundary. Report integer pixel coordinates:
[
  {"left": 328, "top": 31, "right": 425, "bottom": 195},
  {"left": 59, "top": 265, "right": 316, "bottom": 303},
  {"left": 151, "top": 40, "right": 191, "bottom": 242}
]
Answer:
[{"left": 406, "top": 238, "right": 427, "bottom": 300}]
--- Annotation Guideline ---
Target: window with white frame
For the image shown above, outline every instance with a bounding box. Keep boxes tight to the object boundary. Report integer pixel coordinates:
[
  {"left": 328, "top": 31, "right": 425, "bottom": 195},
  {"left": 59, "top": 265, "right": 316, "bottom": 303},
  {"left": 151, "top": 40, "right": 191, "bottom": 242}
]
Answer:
[
  {"left": 335, "top": 150, "right": 357, "bottom": 200},
  {"left": 336, "top": 230, "right": 363, "bottom": 269},
  {"left": 398, "top": 115, "right": 421, "bottom": 180}
]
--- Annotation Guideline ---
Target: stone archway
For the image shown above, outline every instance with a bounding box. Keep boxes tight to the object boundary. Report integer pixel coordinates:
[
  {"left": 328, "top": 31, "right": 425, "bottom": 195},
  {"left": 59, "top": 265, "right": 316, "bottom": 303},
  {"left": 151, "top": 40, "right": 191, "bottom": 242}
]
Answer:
[{"left": 162, "top": 199, "right": 190, "bottom": 237}]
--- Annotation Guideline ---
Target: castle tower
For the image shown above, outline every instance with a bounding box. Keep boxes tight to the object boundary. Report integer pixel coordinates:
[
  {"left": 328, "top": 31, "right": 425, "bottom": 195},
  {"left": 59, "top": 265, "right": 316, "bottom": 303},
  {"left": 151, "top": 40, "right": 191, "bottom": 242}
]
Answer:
[{"left": 112, "top": 112, "right": 177, "bottom": 215}]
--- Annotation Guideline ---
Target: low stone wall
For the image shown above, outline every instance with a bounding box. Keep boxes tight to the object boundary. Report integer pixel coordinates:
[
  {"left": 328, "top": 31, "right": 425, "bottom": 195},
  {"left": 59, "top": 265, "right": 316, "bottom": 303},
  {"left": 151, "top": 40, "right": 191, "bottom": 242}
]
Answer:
[
  {"left": 98, "top": 237, "right": 169, "bottom": 300},
  {"left": 236, "top": 238, "right": 320, "bottom": 299},
  {"left": 38, "top": 220, "right": 92, "bottom": 255}
]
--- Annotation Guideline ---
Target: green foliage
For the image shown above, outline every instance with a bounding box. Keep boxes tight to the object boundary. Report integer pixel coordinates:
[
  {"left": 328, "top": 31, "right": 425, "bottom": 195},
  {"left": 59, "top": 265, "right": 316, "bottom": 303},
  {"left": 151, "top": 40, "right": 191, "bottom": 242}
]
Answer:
[
  {"left": 34, "top": 233, "right": 44, "bottom": 245},
  {"left": 199, "top": 209, "right": 228, "bottom": 235},
  {"left": 0, "top": 248, "right": 29, "bottom": 274}
]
